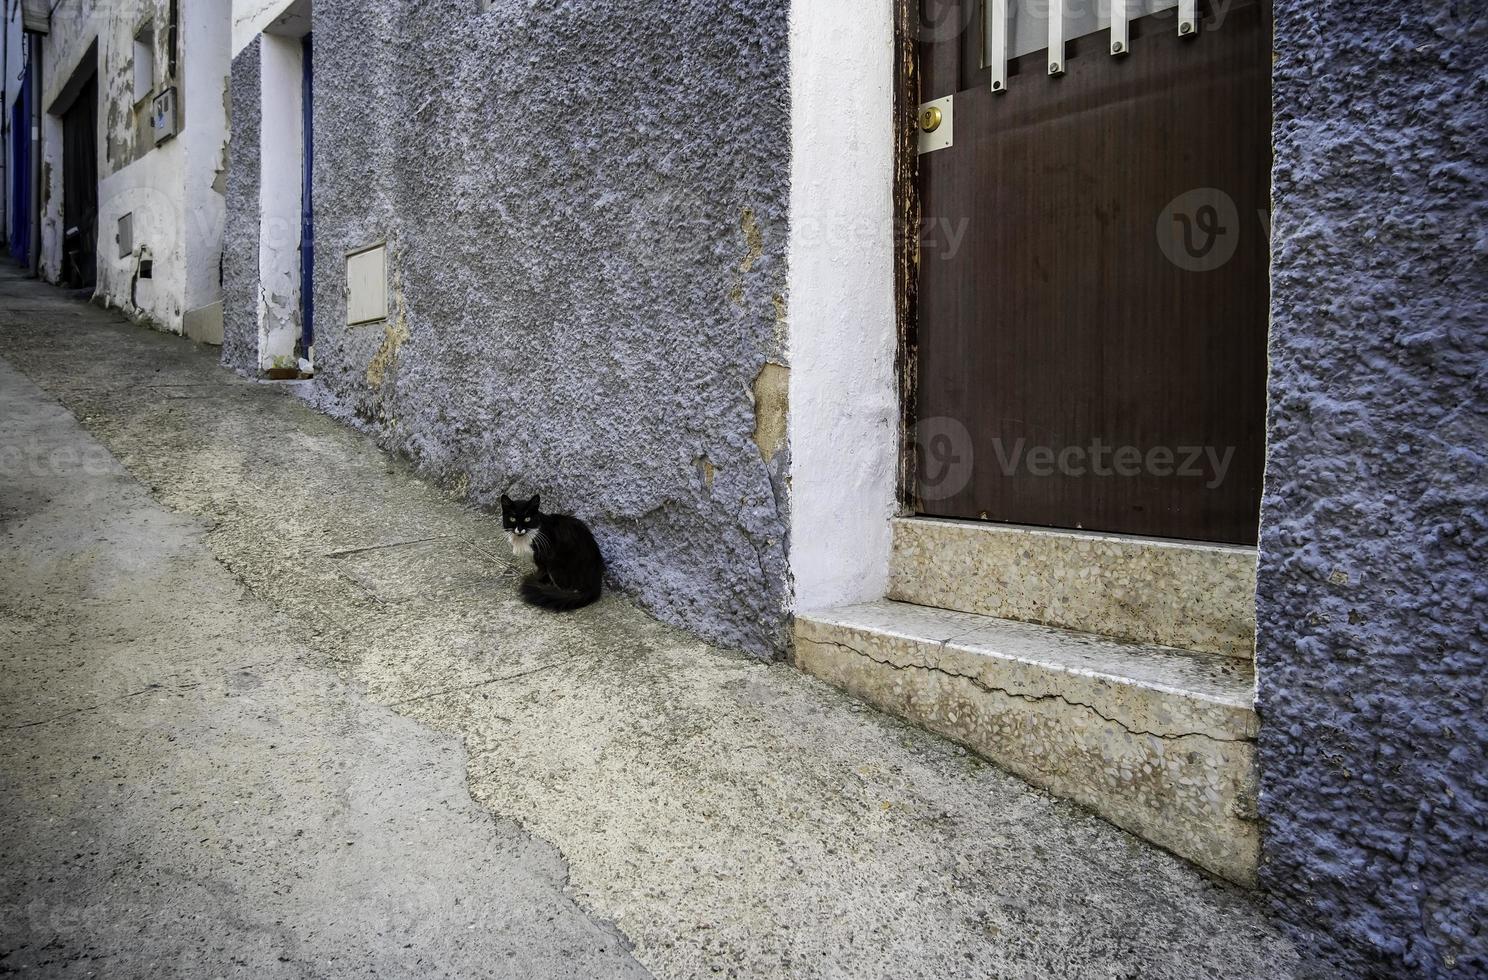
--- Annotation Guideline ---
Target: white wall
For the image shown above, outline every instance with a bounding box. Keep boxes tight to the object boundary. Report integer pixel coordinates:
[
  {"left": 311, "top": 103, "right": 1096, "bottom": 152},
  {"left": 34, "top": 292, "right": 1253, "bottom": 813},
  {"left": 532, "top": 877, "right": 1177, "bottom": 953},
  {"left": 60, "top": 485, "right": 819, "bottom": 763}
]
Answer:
[
  {"left": 182, "top": 0, "right": 232, "bottom": 325},
  {"left": 232, "top": 0, "right": 298, "bottom": 57},
  {"left": 96, "top": 137, "right": 186, "bottom": 327},
  {"left": 256, "top": 31, "right": 302, "bottom": 370},
  {"left": 786, "top": 0, "right": 901, "bottom": 612},
  {"left": 39, "top": 111, "right": 61, "bottom": 280},
  {"left": 93, "top": 0, "right": 187, "bottom": 330},
  {"left": 36, "top": 0, "right": 231, "bottom": 337}
]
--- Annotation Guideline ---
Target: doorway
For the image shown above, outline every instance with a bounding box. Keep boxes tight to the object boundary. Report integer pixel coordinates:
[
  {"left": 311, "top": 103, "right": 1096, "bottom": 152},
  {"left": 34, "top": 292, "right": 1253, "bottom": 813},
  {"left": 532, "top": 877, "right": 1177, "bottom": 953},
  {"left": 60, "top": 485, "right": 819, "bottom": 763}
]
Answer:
[
  {"left": 9, "top": 55, "right": 34, "bottom": 266},
  {"left": 256, "top": 0, "right": 312, "bottom": 375},
  {"left": 912, "top": 0, "right": 1271, "bottom": 544},
  {"left": 60, "top": 72, "right": 98, "bottom": 290}
]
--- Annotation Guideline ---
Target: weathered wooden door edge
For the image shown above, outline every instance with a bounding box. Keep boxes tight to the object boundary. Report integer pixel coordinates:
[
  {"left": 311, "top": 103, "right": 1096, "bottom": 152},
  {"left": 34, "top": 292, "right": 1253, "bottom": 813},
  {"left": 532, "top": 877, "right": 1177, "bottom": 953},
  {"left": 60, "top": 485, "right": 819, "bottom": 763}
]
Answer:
[{"left": 894, "top": 0, "right": 922, "bottom": 516}]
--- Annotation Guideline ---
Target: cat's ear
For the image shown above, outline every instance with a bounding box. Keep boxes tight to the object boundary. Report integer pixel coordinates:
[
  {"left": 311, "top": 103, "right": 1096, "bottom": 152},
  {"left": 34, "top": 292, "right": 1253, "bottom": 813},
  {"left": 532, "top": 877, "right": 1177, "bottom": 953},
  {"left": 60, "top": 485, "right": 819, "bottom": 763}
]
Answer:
[
  {"left": 500, "top": 493, "right": 513, "bottom": 507},
  {"left": 528, "top": 493, "right": 540, "bottom": 511}
]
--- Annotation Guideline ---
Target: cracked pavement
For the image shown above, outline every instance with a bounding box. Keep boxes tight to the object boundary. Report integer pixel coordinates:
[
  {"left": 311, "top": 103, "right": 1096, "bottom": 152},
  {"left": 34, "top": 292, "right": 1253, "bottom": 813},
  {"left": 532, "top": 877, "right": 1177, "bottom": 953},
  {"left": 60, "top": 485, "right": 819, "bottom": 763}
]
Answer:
[{"left": 0, "top": 269, "right": 1329, "bottom": 978}]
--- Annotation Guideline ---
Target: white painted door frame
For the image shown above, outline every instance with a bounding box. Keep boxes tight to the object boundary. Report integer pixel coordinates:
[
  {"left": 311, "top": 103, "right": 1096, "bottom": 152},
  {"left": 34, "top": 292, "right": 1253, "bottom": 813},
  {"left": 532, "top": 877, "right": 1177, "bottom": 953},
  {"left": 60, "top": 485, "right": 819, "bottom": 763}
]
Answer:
[{"left": 786, "top": 0, "right": 903, "bottom": 615}]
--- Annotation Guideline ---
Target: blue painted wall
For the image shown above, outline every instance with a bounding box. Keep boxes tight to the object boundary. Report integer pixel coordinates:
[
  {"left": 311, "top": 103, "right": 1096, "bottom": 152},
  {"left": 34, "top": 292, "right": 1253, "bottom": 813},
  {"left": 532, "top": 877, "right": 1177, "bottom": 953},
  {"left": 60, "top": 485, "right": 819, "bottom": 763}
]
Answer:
[
  {"left": 1258, "top": 1, "right": 1487, "bottom": 975},
  {"left": 304, "top": 0, "right": 791, "bottom": 657}
]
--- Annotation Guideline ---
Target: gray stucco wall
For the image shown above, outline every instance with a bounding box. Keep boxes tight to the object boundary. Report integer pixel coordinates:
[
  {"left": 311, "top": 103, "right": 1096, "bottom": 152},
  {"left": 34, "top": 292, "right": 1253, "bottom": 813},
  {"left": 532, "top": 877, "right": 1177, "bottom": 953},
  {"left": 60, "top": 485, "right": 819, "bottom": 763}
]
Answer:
[
  {"left": 1259, "top": 2, "right": 1487, "bottom": 976},
  {"left": 222, "top": 39, "right": 261, "bottom": 376},
  {"left": 307, "top": 0, "right": 791, "bottom": 656}
]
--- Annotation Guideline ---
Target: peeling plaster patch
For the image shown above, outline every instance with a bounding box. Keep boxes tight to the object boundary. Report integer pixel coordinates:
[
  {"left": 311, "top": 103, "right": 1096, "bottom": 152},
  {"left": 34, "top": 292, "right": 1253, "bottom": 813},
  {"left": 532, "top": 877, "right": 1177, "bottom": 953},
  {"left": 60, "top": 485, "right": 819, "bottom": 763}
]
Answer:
[
  {"left": 751, "top": 362, "right": 789, "bottom": 464},
  {"left": 739, "top": 208, "right": 764, "bottom": 274},
  {"left": 214, "top": 83, "right": 232, "bottom": 195},
  {"left": 105, "top": 99, "right": 124, "bottom": 165},
  {"left": 694, "top": 454, "right": 716, "bottom": 491},
  {"left": 213, "top": 142, "right": 230, "bottom": 196},
  {"left": 729, "top": 207, "right": 767, "bottom": 307},
  {"left": 366, "top": 318, "right": 410, "bottom": 390},
  {"left": 366, "top": 251, "right": 413, "bottom": 390}
]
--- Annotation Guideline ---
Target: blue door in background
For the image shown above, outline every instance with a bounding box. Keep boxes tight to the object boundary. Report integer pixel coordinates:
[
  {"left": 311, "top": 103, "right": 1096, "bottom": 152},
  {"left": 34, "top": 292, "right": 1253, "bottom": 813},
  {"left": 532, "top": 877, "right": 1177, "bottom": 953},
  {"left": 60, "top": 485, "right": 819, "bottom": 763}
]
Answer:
[{"left": 9, "top": 60, "right": 32, "bottom": 266}]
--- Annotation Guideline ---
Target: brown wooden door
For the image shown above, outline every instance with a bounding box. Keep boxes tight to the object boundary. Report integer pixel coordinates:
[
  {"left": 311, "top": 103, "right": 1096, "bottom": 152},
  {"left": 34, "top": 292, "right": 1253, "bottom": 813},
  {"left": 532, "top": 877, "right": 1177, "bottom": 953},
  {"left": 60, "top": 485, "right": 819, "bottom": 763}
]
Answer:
[{"left": 914, "top": 0, "right": 1271, "bottom": 544}]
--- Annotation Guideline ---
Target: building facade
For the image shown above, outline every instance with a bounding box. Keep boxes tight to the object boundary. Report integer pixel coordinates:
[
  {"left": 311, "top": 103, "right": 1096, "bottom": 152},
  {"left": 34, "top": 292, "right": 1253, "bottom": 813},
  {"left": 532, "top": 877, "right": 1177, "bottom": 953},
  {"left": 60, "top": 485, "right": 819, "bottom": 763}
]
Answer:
[
  {"left": 9, "top": 0, "right": 1484, "bottom": 976},
  {"left": 3, "top": 0, "right": 230, "bottom": 338},
  {"left": 225, "top": 0, "right": 795, "bottom": 653}
]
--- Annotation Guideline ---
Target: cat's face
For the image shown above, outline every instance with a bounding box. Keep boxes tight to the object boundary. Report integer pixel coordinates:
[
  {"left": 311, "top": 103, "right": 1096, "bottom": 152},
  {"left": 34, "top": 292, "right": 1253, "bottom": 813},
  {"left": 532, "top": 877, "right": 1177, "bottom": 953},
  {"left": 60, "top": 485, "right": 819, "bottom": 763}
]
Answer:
[{"left": 500, "top": 493, "right": 541, "bottom": 536}]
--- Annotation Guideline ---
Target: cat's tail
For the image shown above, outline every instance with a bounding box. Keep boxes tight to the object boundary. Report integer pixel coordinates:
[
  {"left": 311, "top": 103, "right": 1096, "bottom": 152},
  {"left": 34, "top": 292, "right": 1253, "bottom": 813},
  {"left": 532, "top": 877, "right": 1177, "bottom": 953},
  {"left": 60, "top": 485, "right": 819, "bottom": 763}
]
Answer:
[{"left": 519, "top": 575, "right": 601, "bottom": 612}]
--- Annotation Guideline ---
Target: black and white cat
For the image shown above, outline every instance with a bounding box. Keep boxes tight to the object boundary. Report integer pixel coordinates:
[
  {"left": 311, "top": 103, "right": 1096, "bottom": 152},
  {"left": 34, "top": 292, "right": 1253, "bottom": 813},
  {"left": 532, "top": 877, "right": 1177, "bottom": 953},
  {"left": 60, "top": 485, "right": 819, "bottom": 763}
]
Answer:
[{"left": 500, "top": 493, "right": 604, "bottom": 611}]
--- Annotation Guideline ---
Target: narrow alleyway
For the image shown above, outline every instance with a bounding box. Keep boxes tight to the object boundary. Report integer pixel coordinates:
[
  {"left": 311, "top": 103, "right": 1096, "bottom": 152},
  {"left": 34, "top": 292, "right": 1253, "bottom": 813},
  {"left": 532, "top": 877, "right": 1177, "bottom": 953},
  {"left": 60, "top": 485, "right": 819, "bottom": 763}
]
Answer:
[{"left": 0, "top": 269, "right": 1315, "bottom": 978}]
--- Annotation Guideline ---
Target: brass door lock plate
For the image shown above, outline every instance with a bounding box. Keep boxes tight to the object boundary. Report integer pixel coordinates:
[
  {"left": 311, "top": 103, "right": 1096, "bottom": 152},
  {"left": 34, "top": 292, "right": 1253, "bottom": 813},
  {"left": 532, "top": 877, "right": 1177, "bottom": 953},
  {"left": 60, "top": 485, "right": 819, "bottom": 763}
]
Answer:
[{"left": 917, "top": 95, "right": 953, "bottom": 155}]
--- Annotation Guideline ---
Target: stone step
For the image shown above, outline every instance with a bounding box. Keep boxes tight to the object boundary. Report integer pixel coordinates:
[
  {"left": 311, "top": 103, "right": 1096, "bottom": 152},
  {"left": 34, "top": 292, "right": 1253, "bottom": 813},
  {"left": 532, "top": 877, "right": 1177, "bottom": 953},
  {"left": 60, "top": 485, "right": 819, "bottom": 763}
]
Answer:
[
  {"left": 794, "top": 599, "right": 1259, "bottom": 885},
  {"left": 890, "top": 517, "right": 1258, "bottom": 659}
]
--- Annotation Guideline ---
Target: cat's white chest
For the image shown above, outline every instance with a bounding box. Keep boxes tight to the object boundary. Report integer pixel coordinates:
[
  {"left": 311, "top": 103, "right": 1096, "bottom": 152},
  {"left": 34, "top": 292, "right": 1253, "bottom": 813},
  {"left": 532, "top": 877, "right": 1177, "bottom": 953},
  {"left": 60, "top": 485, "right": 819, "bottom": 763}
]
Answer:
[{"left": 507, "top": 531, "right": 535, "bottom": 562}]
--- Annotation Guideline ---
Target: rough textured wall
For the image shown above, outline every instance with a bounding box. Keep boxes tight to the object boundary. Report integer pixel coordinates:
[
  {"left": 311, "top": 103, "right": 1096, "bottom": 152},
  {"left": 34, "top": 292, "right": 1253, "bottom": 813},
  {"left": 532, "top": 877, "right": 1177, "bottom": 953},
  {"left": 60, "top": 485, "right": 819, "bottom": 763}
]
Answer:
[
  {"left": 221, "top": 39, "right": 260, "bottom": 375},
  {"left": 308, "top": 0, "right": 791, "bottom": 656},
  {"left": 1259, "top": 2, "right": 1487, "bottom": 976}
]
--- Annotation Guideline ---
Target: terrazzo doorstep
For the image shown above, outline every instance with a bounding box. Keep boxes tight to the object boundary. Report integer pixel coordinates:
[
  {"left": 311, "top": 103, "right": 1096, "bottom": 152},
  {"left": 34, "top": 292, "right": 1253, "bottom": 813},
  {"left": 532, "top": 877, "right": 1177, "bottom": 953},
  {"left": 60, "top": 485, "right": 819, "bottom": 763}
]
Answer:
[
  {"left": 890, "top": 517, "right": 1258, "bottom": 658},
  {"left": 796, "top": 601, "right": 1259, "bottom": 885}
]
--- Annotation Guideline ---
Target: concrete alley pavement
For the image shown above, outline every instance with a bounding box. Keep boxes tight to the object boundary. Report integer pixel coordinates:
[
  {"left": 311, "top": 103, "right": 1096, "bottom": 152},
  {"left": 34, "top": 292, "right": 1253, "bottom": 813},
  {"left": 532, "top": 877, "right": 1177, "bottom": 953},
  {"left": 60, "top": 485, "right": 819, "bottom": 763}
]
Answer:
[{"left": 0, "top": 270, "right": 1319, "bottom": 978}]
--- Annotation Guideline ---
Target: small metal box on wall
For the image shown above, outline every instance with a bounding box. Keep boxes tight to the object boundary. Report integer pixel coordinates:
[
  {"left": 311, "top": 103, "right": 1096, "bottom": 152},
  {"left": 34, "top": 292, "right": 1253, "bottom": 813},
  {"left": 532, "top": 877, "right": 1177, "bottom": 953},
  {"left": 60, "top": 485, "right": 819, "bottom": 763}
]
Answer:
[
  {"left": 21, "top": 0, "right": 50, "bottom": 33},
  {"left": 151, "top": 88, "right": 178, "bottom": 144},
  {"left": 117, "top": 213, "right": 134, "bottom": 259},
  {"left": 346, "top": 244, "right": 389, "bottom": 324}
]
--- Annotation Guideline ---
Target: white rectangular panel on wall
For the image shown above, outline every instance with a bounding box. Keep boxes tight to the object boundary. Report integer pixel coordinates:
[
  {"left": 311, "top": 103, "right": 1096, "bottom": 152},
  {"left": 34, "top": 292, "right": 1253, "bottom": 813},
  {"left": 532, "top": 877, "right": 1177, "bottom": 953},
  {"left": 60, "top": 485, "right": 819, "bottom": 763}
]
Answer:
[
  {"left": 347, "top": 244, "right": 388, "bottom": 324},
  {"left": 117, "top": 213, "right": 134, "bottom": 258}
]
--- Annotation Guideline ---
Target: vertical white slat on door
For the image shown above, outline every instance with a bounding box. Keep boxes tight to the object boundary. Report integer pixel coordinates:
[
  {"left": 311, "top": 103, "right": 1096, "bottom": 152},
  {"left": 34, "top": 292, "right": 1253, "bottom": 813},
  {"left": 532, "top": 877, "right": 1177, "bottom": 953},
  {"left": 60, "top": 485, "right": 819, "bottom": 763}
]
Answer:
[
  {"left": 1178, "top": 0, "right": 1198, "bottom": 35},
  {"left": 1048, "top": 0, "right": 1065, "bottom": 74},
  {"left": 988, "top": 0, "right": 1008, "bottom": 92},
  {"left": 1111, "top": 0, "right": 1129, "bottom": 55}
]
